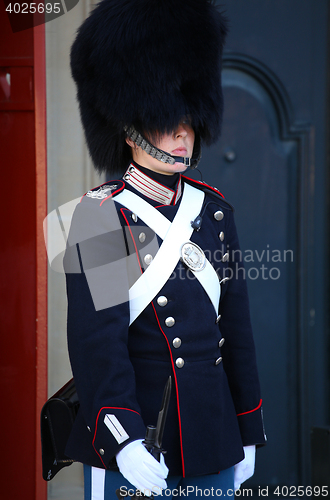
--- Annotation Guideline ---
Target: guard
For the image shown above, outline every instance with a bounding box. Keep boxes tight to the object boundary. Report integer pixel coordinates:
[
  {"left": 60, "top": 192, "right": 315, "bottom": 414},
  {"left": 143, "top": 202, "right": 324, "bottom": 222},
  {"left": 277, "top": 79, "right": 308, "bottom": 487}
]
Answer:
[{"left": 64, "top": 1, "right": 267, "bottom": 498}]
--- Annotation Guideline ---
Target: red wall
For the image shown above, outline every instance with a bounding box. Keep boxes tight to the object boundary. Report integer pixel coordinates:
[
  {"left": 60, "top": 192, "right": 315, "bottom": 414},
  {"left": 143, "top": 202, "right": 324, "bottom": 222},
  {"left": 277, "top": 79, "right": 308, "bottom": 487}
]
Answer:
[{"left": 0, "top": 5, "right": 47, "bottom": 499}]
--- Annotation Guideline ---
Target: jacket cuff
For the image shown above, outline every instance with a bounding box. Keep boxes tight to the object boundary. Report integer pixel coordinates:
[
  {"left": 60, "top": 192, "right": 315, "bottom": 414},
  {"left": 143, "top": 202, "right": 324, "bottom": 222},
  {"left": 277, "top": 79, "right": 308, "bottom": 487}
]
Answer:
[
  {"left": 237, "top": 400, "right": 267, "bottom": 446},
  {"left": 92, "top": 407, "right": 146, "bottom": 468}
]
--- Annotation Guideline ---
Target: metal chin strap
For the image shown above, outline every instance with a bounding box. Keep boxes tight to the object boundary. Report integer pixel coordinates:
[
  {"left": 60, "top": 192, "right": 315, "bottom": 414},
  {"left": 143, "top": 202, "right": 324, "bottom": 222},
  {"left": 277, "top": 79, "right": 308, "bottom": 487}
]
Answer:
[{"left": 124, "top": 125, "right": 201, "bottom": 169}]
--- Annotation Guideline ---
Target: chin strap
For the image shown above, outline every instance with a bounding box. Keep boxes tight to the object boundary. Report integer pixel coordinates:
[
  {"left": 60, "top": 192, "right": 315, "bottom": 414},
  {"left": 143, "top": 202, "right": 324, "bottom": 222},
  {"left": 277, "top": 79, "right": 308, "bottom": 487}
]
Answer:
[{"left": 124, "top": 125, "right": 201, "bottom": 169}]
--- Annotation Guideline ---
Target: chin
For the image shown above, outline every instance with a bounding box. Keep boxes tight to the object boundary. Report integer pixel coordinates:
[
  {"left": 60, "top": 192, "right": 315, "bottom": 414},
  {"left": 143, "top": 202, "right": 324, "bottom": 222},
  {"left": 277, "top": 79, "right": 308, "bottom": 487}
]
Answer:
[{"left": 173, "top": 163, "right": 189, "bottom": 172}]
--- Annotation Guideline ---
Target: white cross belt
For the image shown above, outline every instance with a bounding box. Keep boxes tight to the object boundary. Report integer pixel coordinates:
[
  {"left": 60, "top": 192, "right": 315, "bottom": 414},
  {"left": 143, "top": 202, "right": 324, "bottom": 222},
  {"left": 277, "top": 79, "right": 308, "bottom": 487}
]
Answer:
[{"left": 116, "top": 183, "right": 221, "bottom": 325}]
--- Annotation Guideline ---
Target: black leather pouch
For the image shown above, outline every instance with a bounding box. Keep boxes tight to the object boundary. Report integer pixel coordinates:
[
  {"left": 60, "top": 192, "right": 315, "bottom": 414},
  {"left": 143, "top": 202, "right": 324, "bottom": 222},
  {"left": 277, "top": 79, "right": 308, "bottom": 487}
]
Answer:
[{"left": 40, "top": 378, "right": 79, "bottom": 480}]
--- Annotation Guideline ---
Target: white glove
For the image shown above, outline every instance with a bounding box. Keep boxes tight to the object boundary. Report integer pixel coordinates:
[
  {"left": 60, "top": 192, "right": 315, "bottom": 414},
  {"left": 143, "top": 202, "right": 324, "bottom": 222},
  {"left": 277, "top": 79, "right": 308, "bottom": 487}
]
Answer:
[
  {"left": 234, "top": 445, "right": 256, "bottom": 490},
  {"left": 116, "top": 439, "right": 168, "bottom": 496}
]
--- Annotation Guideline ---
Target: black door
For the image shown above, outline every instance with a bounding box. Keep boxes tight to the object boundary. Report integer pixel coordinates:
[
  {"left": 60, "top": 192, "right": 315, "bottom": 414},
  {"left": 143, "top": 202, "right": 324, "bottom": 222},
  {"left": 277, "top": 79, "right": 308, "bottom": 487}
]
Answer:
[{"left": 189, "top": 0, "right": 330, "bottom": 488}]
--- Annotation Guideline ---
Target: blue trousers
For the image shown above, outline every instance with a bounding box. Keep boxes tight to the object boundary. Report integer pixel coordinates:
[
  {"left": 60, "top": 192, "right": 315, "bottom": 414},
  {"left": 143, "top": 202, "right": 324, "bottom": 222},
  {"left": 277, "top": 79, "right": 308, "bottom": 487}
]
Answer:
[{"left": 84, "top": 465, "right": 235, "bottom": 500}]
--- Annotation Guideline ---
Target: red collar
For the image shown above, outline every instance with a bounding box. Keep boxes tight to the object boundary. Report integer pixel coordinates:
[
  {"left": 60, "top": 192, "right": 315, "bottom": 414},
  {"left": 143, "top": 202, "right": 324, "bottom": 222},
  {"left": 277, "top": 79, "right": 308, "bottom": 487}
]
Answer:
[{"left": 123, "top": 164, "right": 182, "bottom": 205}]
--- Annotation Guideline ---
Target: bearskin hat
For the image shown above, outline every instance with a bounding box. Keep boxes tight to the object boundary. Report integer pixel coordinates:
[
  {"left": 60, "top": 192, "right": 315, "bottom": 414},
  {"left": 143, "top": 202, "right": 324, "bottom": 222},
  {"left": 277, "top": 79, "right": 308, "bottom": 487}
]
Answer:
[{"left": 70, "top": 0, "right": 228, "bottom": 175}]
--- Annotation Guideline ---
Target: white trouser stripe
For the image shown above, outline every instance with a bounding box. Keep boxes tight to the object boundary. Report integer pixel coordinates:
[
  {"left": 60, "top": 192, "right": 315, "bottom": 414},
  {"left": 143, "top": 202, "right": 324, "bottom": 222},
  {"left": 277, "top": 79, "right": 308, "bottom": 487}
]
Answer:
[{"left": 91, "top": 467, "right": 105, "bottom": 500}]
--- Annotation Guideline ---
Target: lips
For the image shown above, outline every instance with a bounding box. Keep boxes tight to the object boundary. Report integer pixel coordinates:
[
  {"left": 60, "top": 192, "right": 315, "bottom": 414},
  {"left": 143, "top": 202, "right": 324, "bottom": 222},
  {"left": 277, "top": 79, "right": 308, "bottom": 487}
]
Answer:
[{"left": 172, "top": 147, "right": 187, "bottom": 156}]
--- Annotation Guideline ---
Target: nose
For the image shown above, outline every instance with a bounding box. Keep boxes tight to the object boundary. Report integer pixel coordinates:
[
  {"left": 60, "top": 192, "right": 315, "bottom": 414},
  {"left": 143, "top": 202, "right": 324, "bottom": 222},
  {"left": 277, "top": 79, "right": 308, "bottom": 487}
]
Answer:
[{"left": 174, "top": 122, "right": 188, "bottom": 139}]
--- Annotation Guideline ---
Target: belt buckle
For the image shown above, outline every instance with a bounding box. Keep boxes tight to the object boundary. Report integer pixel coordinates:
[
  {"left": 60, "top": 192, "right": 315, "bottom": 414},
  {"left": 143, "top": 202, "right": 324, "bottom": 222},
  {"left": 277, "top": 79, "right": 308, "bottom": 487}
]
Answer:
[{"left": 180, "top": 242, "right": 206, "bottom": 272}]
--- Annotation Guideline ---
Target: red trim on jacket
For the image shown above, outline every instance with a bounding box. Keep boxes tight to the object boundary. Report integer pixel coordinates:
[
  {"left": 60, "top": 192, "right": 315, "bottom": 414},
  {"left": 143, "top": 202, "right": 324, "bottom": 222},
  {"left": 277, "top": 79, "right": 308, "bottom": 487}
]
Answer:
[
  {"left": 80, "top": 180, "right": 125, "bottom": 205},
  {"left": 120, "top": 208, "right": 143, "bottom": 274},
  {"left": 121, "top": 208, "right": 184, "bottom": 472},
  {"left": 236, "top": 399, "right": 262, "bottom": 416},
  {"left": 124, "top": 164, "right": 179, "bottom": 205},
  {"left": 181, "top": 176, "right": 225, "bottom": 199},
  {"left": 92, "top": 406, "right": 142, "bottom": 468},
  {"left": 99, "top": 181, "right": 125, "bottom": 206},
  {"left": 129, "top": 176, "right": 173, "bottom": 202},
  {"left": 151, "top": 301, "right": 186, "bottom": 477}
]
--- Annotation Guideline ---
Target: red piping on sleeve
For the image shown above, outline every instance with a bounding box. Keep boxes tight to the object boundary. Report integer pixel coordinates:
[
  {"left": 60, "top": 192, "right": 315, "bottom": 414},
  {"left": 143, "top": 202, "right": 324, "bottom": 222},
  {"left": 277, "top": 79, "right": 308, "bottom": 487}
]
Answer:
[
  {"left": 237, "top": 399, "right": 262, "bottom": 416},
  {"left": 92, "top": 406, "right": 141, "bottom": 468}
]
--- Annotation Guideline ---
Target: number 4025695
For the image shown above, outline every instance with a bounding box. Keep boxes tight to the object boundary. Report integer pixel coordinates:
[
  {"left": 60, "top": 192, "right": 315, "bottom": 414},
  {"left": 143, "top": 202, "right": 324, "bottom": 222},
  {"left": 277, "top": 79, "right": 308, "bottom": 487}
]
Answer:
[
  {"left": 6, "top": 3, "right": 61, "bottom": 14},
  {"left": 273, "top": 486, "right": 328, "bottom": 497}
]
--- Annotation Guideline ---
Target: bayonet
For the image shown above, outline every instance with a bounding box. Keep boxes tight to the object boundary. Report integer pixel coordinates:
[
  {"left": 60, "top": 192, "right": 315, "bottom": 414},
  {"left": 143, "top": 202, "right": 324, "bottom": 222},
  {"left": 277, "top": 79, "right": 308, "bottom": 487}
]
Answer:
[
  {"left": 143, "top": 375, "right": 172, "bottom": 460},
  {"left": 116, "top": 376, "right": 172, "bottom": 498}
]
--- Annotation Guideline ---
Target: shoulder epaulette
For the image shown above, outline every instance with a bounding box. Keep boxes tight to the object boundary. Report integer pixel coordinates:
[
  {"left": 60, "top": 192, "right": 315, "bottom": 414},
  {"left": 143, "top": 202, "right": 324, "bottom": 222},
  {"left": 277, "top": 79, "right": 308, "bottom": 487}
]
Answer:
[
  {"left": 182, "top": 176, "right": 234, "bottom": 211},
  {"left": 81, "top": 180, "right": 125, "bottom": 205}
]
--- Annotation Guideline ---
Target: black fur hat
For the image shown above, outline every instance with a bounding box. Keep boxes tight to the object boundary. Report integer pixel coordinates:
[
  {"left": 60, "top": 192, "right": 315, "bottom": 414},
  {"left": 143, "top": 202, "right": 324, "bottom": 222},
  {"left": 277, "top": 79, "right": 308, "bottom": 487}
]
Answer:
[{"left": 70, "top": 0, "right": 228, "bottom": 175}]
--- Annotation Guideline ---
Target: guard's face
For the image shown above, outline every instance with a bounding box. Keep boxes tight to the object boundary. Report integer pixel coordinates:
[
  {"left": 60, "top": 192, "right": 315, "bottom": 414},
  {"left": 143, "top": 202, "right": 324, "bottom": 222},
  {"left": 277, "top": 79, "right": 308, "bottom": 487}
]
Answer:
[{"left": 126, "top": 121, "right": 195, "bottom": 175}]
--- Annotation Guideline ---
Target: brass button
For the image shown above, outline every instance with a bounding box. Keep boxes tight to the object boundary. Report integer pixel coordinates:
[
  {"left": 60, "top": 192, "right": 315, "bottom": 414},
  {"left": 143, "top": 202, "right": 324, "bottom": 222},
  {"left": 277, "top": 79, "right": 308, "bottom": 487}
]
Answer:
[
  {"left": 173, "top": 337, "right": 182, "bottom": 348},
  {"left": 124, "top": 174, "right": 130, "bottom": 180},
  {"left": 144, "top": 254, "right": 153, "bottom": 265},
  {"left": 219, "top": 232, "right": 225, "bottom": 241},
  {"left": 139, "top": 232, "right": 146, "bottom": 243},
  {"left": 176, "top": 358, "right": 184, "bottom": 368},
  {"left": 215, "top": 357, "right": 223, "bottom": 366},
  {"left": 129, "top": 166, "right": 135, "bottom": 173},
  {"left": 216, "top": 314, "right": 221, "bottom": 324},
  {"left": 157, "top": 296, "right": 168, "bottom": 307},
  {"left": 214, "top": 211, "right": 224, "bottom": 221},
  {"left": 99, "top": 448, "right": 105, "bottom": 455},
  {"left": 165, "top": 317, "right": 175, "bottom": 327},
  {"left": 219, "top": 338, "right": 225, "bottom": 347},
  {"left": 221, "top": 252, "right": 229, "bottom": 262},
  {"left": 131, "top": 213, "right": 138, "bottom": 223},
  {"left": 87, "top": 426, "right": 91, "bottom": 432}
]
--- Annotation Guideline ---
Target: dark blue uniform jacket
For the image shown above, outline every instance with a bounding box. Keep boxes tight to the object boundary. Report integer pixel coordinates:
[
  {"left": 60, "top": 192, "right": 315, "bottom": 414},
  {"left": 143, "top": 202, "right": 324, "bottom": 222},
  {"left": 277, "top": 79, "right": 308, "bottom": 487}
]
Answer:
[{"left": 64, "top": 163, "right": 266, "bottom": 477}]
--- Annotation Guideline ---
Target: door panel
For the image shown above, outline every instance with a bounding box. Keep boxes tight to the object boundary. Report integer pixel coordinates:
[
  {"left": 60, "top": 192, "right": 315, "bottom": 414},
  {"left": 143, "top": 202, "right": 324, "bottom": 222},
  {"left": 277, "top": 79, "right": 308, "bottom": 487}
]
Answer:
[
  {"left": 199, "top": 62, "right": 301, "bottom": 486},
  {"left": 188, "top": 0, "right": 329, "bottom": 486}
]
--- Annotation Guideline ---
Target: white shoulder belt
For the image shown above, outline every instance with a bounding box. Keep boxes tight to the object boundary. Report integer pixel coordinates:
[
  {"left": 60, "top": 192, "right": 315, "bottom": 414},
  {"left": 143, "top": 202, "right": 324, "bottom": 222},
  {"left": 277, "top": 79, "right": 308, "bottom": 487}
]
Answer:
[{"left": 116, "top": 183, "right": 221, "bottom": 325}]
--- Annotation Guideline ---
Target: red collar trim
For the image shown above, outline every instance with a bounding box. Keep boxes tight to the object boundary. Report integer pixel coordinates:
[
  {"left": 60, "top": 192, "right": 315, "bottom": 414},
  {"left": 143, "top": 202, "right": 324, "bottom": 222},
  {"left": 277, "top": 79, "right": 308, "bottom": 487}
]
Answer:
[
  {"left": 123, "top": 164, "right": 182, "bottom": 205},
  {"left": 181, "top": 176, "right": 225, "bottom": 199}
]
